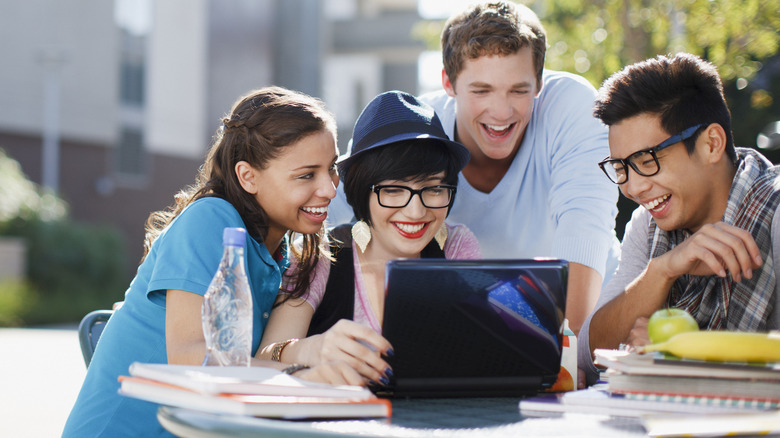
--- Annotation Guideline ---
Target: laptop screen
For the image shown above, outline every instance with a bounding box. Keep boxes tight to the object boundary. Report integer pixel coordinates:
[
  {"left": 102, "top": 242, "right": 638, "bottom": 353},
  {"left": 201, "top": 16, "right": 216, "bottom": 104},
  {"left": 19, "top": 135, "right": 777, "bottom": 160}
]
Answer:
[{"left": 380, "top": 258, "right": 568, "bottom": 397}]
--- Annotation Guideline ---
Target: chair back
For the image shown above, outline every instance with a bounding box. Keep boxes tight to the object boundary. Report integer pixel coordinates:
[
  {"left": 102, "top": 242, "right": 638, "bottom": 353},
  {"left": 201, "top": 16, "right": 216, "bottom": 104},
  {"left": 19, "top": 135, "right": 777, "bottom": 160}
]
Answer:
[{"left": 78, "top": 309, "right": 113, "bottom": 368}]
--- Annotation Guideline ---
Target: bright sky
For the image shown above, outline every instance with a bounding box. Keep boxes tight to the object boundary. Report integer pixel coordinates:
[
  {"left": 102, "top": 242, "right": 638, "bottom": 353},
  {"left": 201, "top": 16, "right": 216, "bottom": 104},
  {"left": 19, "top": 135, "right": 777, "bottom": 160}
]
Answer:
[{"left": 114, "top": 0, "right": 152, "bottom": 35}]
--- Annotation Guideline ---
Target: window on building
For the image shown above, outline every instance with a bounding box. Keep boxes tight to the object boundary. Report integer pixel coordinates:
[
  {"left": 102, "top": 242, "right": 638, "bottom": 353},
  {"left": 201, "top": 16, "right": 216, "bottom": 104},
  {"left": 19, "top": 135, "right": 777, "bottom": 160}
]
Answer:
[
  {"left": 120, "top": 60, "right": 144, "bottom": 106},
  {"left": 116, "top": 127, "right": 147, "bottom": 177}
]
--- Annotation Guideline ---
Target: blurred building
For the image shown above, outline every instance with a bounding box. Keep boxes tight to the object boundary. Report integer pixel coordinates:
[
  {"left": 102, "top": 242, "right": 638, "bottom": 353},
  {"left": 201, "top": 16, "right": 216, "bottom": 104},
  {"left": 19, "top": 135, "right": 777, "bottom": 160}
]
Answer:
[{"left": 0, "top": 0, "right": 426, "bottom": 280}]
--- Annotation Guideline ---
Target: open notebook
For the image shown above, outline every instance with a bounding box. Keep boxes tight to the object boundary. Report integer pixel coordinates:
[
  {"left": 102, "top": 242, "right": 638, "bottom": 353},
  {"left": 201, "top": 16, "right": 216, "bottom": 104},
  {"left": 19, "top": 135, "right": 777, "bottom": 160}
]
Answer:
[{"left": 378, "top": 258, "right": 568, "bottom": 398}]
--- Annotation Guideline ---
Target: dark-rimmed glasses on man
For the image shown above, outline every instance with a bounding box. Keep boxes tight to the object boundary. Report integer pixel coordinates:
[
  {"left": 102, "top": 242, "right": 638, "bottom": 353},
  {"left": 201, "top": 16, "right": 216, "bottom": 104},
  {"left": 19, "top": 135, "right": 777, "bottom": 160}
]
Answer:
[{"left": 598, "top": 124, "right": 705, "bottom": 184}]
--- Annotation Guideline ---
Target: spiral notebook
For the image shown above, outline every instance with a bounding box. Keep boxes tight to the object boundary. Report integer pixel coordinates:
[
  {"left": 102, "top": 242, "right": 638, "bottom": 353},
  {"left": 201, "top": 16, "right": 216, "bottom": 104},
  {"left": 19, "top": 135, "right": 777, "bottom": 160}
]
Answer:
[{"left": 378, "top": 258, "right": 568, "bottom": 398}]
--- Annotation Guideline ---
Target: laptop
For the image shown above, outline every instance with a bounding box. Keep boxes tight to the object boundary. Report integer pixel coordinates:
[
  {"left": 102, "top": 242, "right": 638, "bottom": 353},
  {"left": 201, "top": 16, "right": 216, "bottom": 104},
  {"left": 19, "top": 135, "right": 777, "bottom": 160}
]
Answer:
[{"left": 377, "top": 258, "right": 568, "bottom": 398}]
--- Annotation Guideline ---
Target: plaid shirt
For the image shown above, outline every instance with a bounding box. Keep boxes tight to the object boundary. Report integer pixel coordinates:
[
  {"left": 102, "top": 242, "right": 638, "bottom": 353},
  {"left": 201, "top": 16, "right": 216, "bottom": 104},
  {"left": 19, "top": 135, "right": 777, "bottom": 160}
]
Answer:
[{"left": 648, "top": 148, "right": 780, "bottom": 330}]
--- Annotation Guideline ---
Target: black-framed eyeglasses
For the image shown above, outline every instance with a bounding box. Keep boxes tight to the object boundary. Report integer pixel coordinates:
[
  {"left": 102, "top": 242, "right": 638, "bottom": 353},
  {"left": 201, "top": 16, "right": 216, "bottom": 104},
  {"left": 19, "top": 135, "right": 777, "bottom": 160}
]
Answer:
[
  {"left": 371, "top": 184, "right": 457, "bottom": 209},
  {"left": 598, "top": 124, "right": 705, "bottom": 185}
]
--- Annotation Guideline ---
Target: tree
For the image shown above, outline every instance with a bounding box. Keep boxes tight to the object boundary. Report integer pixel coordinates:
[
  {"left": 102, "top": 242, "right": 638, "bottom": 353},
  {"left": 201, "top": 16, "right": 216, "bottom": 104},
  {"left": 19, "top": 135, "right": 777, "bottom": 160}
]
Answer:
[
  {"left": 0, "top": 149, "right": 126, "bottom": 325},
  {"left": 534, "top": 0, "right": 780, "bottom": 235},
  {"left": 537, "top": 0, "right": 779, "bottom": 87},
  {"left": 415, "top": 0, "right": 779, "bottom": 122}
]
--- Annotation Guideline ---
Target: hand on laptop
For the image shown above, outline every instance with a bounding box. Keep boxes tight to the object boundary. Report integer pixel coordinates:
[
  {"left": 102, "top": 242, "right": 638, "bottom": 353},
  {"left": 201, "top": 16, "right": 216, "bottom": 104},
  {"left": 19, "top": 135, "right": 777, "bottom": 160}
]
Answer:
[{"left": 301, "top": 319, "right": 394, "bottom": 386}]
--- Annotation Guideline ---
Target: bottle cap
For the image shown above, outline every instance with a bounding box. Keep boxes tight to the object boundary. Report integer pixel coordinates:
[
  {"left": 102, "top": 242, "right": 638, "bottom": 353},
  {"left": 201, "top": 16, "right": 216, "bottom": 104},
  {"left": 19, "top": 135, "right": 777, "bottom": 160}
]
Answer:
[{"left": 223, "top": 227, "right": 247, "bottom": 247}]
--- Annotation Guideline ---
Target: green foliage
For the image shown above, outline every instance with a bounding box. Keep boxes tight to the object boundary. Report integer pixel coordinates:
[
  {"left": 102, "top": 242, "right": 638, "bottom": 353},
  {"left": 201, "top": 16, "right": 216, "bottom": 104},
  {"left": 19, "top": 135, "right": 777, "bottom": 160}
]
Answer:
[
  {"left": 1, "top": 218, "right": 127, "bottom": 325},
  {"left": 0, "top": 278, "right": 38, "bottom": 326},
  {"left": 0, "top": 149, "right": 66, "bottom": 223},
  {"left": 413, "top": 1, "right": 780, "bottom": 238},
  {"left": 537, "top": 0, "right": 780, "bottom": 87},
  {"left": 414, "top": 0, "right": 780, "bottom": 103},
  {"left": 0, "top": 148, "right": 127, "bottom": 325}
]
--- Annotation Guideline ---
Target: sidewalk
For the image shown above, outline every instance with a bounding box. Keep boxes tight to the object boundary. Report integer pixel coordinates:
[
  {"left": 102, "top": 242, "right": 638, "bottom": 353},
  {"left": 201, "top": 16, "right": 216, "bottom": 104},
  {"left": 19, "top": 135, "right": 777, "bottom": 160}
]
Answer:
[{"left": 0, "top": 325, "right": 85, "bottom": 437}]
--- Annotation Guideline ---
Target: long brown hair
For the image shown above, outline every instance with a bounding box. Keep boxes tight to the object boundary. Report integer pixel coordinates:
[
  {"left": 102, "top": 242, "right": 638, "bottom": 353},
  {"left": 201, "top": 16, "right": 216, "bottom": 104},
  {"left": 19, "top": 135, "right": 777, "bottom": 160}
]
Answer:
[{"left": 142, "top": 86, "right": 336, "bottom": 297}]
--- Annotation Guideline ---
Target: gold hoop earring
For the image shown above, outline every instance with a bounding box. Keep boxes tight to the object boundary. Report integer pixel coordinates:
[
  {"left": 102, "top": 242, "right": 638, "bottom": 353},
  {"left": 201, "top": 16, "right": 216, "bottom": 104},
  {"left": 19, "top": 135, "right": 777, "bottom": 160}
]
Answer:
[
  {"left": 434, "top": 225, "right": 448, "bottom": 251},
  {"left": 351, "top": 221, "right": 371, "bottom": 253}
]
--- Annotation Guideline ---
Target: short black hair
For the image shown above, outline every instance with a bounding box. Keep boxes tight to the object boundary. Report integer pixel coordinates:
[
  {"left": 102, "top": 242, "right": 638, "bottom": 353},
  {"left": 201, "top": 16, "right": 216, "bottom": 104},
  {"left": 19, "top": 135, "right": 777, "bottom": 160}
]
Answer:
[
  {"left": 343, "top": 139, "right": 461, "bottom": 225},
  {"left": 594, "top": 52, "right": 736, "bottom": 163}
]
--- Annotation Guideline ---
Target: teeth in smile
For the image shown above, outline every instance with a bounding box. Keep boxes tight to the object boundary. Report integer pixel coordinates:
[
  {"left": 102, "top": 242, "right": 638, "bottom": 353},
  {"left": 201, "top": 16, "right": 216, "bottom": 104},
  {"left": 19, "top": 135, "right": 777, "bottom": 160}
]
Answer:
[
  {"left": 643, "top": 194, "right": 670, "bottom": 211},
  {"left": 302, "top": 206, "right": 327, "bottom": 215},
  {"left": 486, "top": 123, "right": 511, "bottom": 131},
  {"left": 395, "top": 223, "right": 425, "bottom": 233}
]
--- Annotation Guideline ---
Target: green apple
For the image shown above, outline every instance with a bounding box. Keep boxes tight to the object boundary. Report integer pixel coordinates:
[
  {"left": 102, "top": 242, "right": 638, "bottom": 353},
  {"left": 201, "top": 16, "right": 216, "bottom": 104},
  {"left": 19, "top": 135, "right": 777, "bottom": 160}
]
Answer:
[{"left": 647, "top": 308, "right": 699, "bottom": 344}]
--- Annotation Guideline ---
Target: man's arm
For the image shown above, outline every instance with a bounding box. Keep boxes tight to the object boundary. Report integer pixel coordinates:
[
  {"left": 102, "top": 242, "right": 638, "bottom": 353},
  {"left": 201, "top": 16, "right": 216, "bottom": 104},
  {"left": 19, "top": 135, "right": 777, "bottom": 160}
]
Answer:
[
  {"left": 589, "top": 222, "right": 763, "bottom": 352},
  {"left": 588, "top": 258, "right": 675, "bottom": 350},
  {"left": 565, "top": 262, "right": 602, "bottom": 335},
  {"left": 578, "top": 207, "right": 649, "bottom": 384},
  {"left": 541, "top": 73, "right": 620, "bottom": 326}
]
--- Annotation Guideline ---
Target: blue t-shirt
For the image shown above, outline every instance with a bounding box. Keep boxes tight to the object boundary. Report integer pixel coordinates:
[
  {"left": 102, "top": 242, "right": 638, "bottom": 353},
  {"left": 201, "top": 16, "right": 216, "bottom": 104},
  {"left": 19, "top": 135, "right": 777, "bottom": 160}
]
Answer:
[{"left": 62, "top": 197, "right": 288, "bottom": 437}]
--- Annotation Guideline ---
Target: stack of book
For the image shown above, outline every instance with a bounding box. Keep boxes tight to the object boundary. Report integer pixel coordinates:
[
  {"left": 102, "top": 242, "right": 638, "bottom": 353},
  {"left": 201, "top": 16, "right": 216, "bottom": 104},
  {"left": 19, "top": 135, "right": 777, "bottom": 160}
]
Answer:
[
  {"left": 520, "top": 350, "right": 780, "bottom": 436},
  {"left": 592, "top": 349, "right": 780, "bottom": 436},
  {"left": 119, "top": 362, "right": 391, "bottom": 420},
  {"left": 595, "top": 348, "right": 780, "bottom": 408}
]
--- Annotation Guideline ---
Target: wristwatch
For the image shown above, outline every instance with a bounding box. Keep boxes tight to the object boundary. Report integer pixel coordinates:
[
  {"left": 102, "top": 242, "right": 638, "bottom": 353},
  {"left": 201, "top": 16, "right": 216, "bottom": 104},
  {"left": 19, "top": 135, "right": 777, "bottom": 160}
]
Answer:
[{"left": 271, "top": 338, "right": 299, "bottom": 362}]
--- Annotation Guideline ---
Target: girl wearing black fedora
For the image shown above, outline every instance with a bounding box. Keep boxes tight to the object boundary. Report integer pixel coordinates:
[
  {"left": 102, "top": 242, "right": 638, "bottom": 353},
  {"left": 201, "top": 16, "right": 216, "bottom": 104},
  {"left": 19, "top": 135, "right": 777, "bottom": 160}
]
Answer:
[{"left": 258, "top": 91, "right": 482, "bottom": 385}]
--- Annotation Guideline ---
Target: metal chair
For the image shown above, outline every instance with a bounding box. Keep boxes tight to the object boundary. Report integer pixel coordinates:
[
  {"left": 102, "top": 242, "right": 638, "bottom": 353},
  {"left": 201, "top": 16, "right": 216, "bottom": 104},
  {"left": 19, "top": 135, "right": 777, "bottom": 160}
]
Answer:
[{"left": 78, "top": 309, "right": 113, "bottom": 368}]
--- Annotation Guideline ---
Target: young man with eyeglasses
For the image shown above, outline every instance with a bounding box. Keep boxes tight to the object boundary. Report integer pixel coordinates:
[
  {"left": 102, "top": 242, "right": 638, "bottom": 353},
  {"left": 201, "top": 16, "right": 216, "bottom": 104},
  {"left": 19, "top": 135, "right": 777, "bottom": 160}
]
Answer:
[{"left": 578, "top": 52, "right": 780, "bottom": 385}]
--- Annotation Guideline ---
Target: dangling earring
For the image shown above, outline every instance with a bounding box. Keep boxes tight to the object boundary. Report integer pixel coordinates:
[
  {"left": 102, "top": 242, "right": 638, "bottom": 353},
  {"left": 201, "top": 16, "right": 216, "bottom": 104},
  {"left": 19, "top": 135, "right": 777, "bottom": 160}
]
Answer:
[
  {"left": 351, "top": 220, "right": 371, "bottom": 253},
  {"left": 434, "top": 225, "right": 448, "bottom": 251}
]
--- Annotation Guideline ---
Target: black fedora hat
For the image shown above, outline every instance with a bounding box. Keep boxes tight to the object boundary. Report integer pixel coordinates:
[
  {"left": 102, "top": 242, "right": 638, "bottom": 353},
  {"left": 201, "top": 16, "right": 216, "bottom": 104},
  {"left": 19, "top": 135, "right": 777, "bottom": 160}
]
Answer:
[{"left": 337, "top": 91, "right": 470, "bottom": 184}]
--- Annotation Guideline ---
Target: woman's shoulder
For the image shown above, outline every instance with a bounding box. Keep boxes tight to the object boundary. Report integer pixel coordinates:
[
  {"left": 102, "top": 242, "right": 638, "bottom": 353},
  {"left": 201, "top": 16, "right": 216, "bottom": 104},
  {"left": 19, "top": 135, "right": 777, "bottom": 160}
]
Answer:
[
  {"left": 183, "top": 196, "right": 236, "bottom": 215},
  {"left": 155, "top": 197, "right": 244, "bottom": 249},
  {"left": 173, "top": 197, "right": 243, "bottom": 228}
]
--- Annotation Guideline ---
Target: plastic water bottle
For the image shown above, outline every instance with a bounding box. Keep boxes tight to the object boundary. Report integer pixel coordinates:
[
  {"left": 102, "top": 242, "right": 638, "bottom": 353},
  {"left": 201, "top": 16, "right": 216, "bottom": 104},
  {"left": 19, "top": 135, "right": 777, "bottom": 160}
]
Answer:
[{"left": 201, "top": 227, "right": 253, "bottom": 366}]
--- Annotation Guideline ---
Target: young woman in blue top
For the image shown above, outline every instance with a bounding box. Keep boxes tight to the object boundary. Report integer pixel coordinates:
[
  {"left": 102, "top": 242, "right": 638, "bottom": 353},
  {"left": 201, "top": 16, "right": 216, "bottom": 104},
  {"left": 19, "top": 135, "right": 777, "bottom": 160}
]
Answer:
[{"left": 63, "top": 87, "right": 363, "bottom": 438}]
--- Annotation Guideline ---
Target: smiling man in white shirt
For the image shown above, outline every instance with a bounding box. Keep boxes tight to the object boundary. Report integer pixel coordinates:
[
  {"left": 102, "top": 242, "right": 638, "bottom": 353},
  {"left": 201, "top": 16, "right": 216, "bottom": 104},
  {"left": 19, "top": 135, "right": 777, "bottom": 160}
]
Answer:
[{"left": 417, "top": 1, "right": 620, "bottom": 338}]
